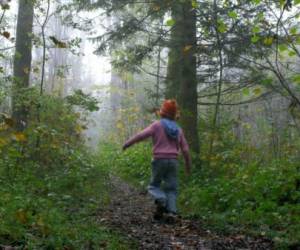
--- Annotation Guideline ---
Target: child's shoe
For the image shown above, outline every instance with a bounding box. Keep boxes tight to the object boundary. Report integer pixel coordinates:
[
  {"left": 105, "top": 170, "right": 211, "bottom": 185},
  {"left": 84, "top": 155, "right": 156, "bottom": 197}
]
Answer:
[
  {"left": 153, "top": 200, "right": 167, "bottom": 220},
  {"left": 165, "top": 212, "right": 177, "bottom": 224}
]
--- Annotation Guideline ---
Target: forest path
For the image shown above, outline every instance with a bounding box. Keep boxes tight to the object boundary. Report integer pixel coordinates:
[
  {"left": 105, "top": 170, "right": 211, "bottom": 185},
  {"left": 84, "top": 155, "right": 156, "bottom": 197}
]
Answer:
[{"left": 97, "top": 175, "right": 273, "bottom": 250}]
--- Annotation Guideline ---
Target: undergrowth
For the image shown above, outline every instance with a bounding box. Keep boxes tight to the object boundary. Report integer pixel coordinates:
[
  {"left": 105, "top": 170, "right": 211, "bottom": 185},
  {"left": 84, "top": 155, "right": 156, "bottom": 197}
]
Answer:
[
  {"left": 99, "top": 142, "right": 300, "bottom": 249},
  {"left": 0, "top": 92, "right": 132, "bottom": 249}
]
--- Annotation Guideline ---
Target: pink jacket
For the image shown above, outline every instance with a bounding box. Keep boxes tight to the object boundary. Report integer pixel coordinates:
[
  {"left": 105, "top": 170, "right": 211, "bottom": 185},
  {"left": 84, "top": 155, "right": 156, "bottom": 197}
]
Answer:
[{"left": 124, "top": 120, "right": 191, "bottom": 167}]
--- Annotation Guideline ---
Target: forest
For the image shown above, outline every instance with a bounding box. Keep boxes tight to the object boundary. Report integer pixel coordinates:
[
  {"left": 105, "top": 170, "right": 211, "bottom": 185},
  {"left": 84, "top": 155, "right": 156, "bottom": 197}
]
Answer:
[{"left": 0, "top": 0, "right": 299, "bottom": 249}]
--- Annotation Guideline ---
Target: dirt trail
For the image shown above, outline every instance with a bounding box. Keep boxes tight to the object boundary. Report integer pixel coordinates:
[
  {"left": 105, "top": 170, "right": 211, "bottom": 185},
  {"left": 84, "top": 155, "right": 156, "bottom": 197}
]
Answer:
[{"left": 98, "top": 175, "right": 273, "bottom": 250}]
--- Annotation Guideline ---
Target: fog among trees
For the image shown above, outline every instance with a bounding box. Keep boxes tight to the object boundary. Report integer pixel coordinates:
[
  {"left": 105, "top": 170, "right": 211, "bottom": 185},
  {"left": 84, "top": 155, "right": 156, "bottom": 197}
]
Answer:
[{"left": 0, "top": 0, "right": 299, "bottom": 249}]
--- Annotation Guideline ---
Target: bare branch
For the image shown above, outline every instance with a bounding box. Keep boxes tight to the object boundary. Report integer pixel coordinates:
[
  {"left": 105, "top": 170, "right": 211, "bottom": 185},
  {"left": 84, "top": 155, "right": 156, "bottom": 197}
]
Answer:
[{"left": 198, "top": 92, "right": 273, "bottom": 106}]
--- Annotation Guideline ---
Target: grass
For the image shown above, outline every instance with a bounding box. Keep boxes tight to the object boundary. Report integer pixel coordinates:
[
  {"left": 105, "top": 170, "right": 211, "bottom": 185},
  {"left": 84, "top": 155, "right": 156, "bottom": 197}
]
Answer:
[{"left": 98, "top": 142, "right": 300, "bottom": 249}]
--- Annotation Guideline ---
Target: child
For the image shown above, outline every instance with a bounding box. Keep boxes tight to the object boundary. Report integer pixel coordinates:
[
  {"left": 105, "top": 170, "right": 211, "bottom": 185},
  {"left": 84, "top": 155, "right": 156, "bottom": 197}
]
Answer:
[{"left": 122, "top": 99, "right": 191, "bottom": 220}]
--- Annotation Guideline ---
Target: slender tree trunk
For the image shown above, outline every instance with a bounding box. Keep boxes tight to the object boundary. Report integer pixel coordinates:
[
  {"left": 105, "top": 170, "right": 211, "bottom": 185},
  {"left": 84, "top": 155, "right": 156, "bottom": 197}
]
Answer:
[
  {"left": 166, "top": 1, "right": 199, "bottom": 153},
  {"left": 155, "top": 43, "right": 162, "bottom": 106},
  {"left": 0, "top": 9, "right": 6, "bottom": 25},
  {"left": 36, "top": 0, "right": 51, "bottom": 148},
  {"left": 12, "top": 0, "right": 34, "bottom": 131},
  {"left": 208, "top": 0, "right": 224, "bottom": 159},
  {"left": 40, "top": 0, "right": 51, "bottom": 96},
  {"left": 155, "top": 18, "right": 163, "bottom": 107},
  {"left": 155, "top": 46, "right": 161, "bottom": 107}
]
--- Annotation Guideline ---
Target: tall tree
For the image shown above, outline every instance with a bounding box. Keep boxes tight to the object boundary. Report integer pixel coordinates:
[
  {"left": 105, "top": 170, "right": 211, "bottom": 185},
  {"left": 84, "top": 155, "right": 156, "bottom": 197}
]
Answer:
[
  {"left": 166, "top": 1, "right": 199, "bottom": 153},
  {"left": 12, "top": 0, "right": 34, "bottom": 130},
  {"left": 165, "top": 3, "right": 182, "bottom": 100}
]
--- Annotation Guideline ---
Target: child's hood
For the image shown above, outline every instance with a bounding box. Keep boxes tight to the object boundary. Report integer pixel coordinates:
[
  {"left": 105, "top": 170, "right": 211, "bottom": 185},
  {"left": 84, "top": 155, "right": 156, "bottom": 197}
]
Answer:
[{"left": 160, "top": 118, "right": 179, "bottom": 140}]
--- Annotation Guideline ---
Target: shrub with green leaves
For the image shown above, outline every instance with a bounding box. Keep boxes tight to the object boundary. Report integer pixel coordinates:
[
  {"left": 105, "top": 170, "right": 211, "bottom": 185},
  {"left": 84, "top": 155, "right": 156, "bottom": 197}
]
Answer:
[
  {"left": 99, "top": 143, "right": 152, "bottom": 188},
  {"left": 179, "top": 159, "right": 300, "bottom": 248},
  {"left": 0, "top": 93, "right": 131, "bottom": 249},
  {"left": 99, "top": 139, "right": 300, "bottom": 249}
]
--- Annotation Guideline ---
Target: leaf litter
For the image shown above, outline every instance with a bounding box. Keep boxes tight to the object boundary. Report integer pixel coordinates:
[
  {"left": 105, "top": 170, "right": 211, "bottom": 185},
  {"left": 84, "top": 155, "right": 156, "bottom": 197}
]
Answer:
[{"left": 97, "top": 176, "right": 274, "bottom": 250}]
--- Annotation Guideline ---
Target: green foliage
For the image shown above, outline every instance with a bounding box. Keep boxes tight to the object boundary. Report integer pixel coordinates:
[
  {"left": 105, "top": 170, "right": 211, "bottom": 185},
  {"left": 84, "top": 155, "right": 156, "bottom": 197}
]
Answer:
[
  {"left": 166, "top": 19, "right": 175, "bottom": 26},
  {"left": 99, "top": 143, "right": 152, "bottom": 188},
  {"left": 0, "top": 93, "right": 131, "bottom": 249},
  {"left": 178, "top": 117, "right": 300, "bottom": 248},
  {"left": 66, "top": 89, "right": 99, "bottom": 112},
  {"left": 251, "top": 35, "right": 260, "bottom": 43},
  {"left": 217, "top": 19, "right": 228, "bottom": 33},
  {"left": 0, "top": 155, "right": 125, "bottom": 249},
  {"left": 99, "top": 127, "right": 300, "bottom": 249},
  {"left": 228, "top": 11, "right": 238, "bottom": 19},
  {"left": 180, "top": 159, "right": 300, "bottom": 248},
  {"left": 251, "top": 0, "right": 261, "bottom": 5}
]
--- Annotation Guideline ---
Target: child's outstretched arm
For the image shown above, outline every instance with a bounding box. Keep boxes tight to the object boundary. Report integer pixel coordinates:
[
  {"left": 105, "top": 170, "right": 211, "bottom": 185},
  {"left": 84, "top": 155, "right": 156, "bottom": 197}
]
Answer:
[
  {"left": 179, "top": 130, "right": 191, "bottom": 176},
  {"left": 122, "top": 123, "right": 154, "bottom": 150}
]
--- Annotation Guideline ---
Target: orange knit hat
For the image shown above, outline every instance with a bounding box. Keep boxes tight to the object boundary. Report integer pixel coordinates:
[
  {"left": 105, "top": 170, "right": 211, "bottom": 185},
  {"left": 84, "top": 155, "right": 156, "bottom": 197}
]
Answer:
[{"left": 159, "top": 99, "right": 178, "bottom": 120}]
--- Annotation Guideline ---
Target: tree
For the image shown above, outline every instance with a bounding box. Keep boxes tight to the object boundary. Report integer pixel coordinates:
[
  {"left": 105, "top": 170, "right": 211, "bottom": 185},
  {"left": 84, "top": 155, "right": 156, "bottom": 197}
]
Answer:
[
  {"left": 166, "top": 1, "right": 199, "bottom": 153},
  {"left": 70, "top": 0, "right": 300, "bottom": 156},
  {"left": 12, "top": 0, "right": 34, "bottom": 130}
]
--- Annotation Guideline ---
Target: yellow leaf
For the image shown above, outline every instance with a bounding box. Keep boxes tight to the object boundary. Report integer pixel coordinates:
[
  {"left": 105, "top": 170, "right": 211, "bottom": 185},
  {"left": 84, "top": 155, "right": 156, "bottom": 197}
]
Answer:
[
  {"left": 242, "top": 123, "right": 251, "bottom": 129},
  {"left": 0, "top": 137, "right": 8, "bottom": 147},
  {"left": 35, "top": 216, "right": 49, "bottom": 236},
  {"left": 75, "top": 124, "right": 83, "bottom": 133},
  {"left": 192, "top": 0, "right": 199, "bottom": 8},
  {"left": 133, "top": 107, "right": 140, "bottom": 113},
  {"left": 15, "top": 209, "right": 28, "bottom": 224},
  {"left": 51, "top": 144, "right": 58, "bottom": 149},
  {"left": 263, "top": 37, "right": 273, "bottom": 46},
  {"left": 37, "top": 216, "right": 44, "bottom": 227},
  {"left": 183, "top": 45, "right": 193, "bottom": 53},
  {"left": 12, "top": 132, "right": 26, "bottom": 142},
  {"left": 253, "top": 87, "right": 262, "bottom": 96},
  {"left": 116, "top": 121, "right": 124, "bottom": 129}
]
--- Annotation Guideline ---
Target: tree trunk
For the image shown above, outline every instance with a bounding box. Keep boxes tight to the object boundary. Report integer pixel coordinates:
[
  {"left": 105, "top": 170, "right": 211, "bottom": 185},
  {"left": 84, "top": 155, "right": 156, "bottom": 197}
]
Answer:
[
  {"left": 208, "top": 0, "right": 224, "bottom": 159},
  {"left": 165, "top": 3, "right": 183, "bottom": 100},
  {"left": 166, "top": 1, "right": 199, "bottom": 153},
  {"left": 12, "top": 0, "right": 34, "bottom": 131}
]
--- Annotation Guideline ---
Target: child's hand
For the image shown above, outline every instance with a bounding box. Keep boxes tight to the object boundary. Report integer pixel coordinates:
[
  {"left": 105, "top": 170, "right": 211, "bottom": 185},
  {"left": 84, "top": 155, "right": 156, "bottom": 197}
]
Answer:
[{"left": 122, "top": 143, "right": 129, "bottom": 151}]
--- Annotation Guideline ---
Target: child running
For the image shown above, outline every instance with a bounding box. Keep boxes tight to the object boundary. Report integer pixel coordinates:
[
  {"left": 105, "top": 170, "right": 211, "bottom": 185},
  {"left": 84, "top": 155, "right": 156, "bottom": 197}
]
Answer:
[{"left": 122, "top": 99, "right": 191, "bottom": 221}]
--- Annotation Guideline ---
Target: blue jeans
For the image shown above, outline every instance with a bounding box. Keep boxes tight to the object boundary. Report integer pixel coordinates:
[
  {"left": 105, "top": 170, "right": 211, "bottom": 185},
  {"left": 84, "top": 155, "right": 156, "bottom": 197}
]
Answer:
[{"left": 147, "top": 159, "right": 178, "bottom": 213}]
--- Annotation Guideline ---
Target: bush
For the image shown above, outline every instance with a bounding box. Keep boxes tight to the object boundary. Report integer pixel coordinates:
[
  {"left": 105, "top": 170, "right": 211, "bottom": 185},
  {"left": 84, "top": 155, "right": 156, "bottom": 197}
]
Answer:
[
  {"left": 0, "top": 93, "right": 131, "bottom": 249},
  {"left": 179, "top": 159, "right": 300, "bottom": 249},
  {"left": 99, "top": 142, "right": 153, "bottom": 188},
  {"left": 99, "top": 141, "right": 300, "bottom": 249}
]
